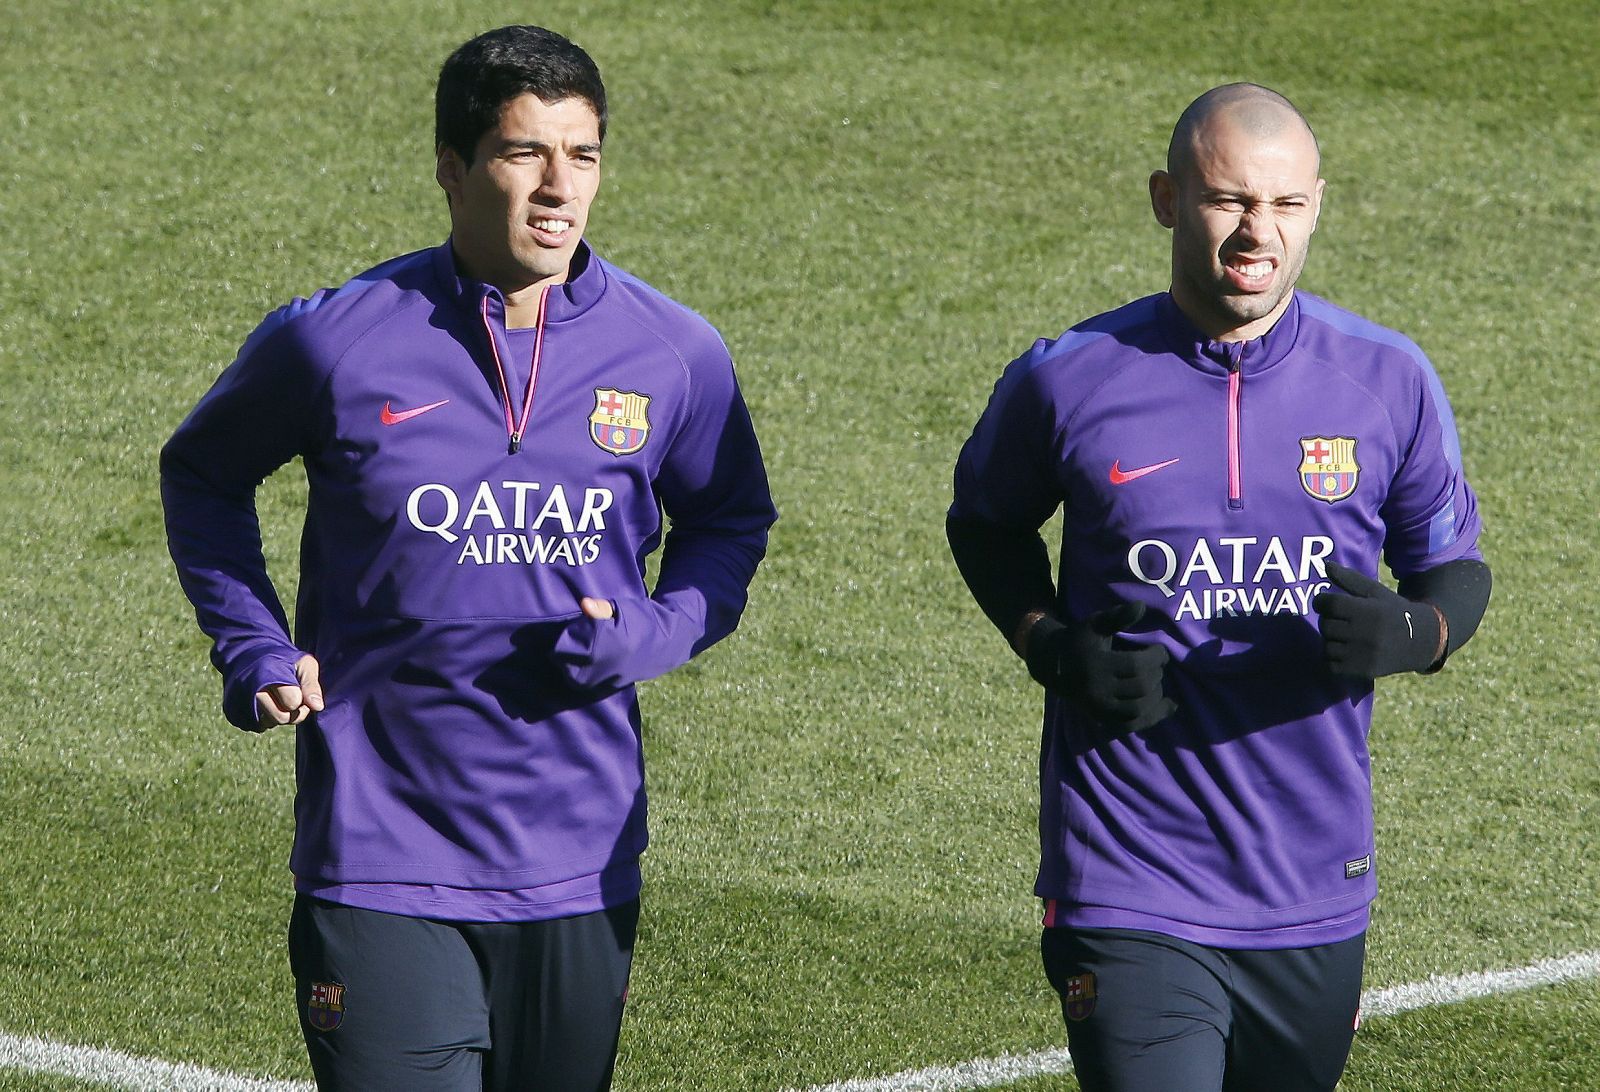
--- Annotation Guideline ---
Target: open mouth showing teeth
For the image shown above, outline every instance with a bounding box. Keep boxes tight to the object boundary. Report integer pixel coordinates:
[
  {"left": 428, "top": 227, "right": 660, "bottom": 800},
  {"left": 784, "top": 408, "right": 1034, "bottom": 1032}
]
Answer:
[
  {"left": 533, "top": 219, "right": 570, "bottom": 235},
  {"left": 1231, "top": 259, "right": 1273, "bottom": 278}
]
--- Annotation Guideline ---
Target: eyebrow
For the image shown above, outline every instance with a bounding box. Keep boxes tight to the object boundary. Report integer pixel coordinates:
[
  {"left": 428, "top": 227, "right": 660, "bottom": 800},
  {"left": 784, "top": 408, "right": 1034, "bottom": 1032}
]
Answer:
[
  {"left": 1199, "top": 186, "right": 1312, "bottom": 203},
  {"left": 500, "top": 138, "right": 603, "bottom": 156}
]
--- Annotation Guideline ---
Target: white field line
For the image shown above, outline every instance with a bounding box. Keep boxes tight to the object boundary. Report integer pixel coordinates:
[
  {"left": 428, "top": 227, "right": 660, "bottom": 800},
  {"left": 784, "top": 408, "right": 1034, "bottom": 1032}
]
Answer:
[
  {"left": 0, "top": 1033, "right": 313, "bottom": 1092},
  {"left": 791, "top": 948, "right": 1600, "bottom": 1092},
  {"left": 3, "top": 950, "right": 1598, "bottom": 1091}
]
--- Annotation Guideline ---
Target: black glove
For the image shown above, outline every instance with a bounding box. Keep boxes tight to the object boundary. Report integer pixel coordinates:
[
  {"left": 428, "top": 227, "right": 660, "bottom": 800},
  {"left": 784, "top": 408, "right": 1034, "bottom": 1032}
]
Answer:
[
  {"left": 1313, "top": 562, "right": 1444, "bottom": 678},
  {"left": 1024, "top": 603, "right": 1175, "bottom": 733}
]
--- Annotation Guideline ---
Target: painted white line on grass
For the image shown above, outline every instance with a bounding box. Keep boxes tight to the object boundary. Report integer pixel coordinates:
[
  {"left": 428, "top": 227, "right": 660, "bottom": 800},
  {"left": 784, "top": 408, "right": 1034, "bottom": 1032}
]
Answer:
[
  {"left": 795, "top": 1047, "right": 1075, "bottom": 1092},
  {"left": 0, "top": 1031, "right": 313, "bottom": 1092},
  {"left": 792, "top": 948, "right": 1600, "bottom": 1092},
  {"left": 5, "top": 950, "right": 1599, "bottom": 1091},
  {"left": 1361, "top": 947, "right": 1600, "bottom": 1018}
]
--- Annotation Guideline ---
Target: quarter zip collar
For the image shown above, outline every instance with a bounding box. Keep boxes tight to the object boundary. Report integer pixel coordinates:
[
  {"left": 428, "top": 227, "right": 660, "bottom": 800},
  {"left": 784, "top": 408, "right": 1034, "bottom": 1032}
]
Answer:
[
  {"left": 1157, "top": 291, "right": 1302, "bottom": 378},
  {"left": 430, "top": 240, "right": 608, "bottom": 454},
  {"left": 482, "top": 287, "right": 548, "bottom": 454},
  {"left": 1150, "top": 294, "right": 1293, "bottom": 511},
  {"left": 430, "top": 238, "right": 608, "bottom": 323}
]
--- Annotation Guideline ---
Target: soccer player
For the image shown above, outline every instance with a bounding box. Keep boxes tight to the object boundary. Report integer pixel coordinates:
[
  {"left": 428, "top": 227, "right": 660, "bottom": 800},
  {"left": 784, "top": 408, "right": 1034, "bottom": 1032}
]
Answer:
[
  {"left": 161, "top": 26, "right": 775, "bottom": 1092},
  {"left": 947, "top": 84, "right": 1491, "bottom": 1091}
]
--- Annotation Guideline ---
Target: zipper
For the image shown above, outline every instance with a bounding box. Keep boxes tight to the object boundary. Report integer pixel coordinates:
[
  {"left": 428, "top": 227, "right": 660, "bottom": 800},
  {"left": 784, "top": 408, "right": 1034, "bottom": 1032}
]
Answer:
[
  {"left": 1225, "top": 343, "right": 1243, "bottom": 510},
  {"left": 480, "top": 285, "right": 551, "bottom": 454}
]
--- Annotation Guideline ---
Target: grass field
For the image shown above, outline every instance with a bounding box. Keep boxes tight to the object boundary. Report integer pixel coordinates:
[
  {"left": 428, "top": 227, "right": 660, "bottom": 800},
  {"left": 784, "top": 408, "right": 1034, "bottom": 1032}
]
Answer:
[{"left": 2, "top": 0, "right": 1597, "bottom": 1088}]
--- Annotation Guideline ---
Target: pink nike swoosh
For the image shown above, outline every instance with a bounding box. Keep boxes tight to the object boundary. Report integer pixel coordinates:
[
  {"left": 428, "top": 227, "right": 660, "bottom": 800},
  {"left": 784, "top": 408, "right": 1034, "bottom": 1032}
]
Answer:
[
  {"left": 1109, "top": 457, "right": 1180, "bottom": 485},
  {"left": 380, "top": 398, "right": 450, "bottom": 426}
]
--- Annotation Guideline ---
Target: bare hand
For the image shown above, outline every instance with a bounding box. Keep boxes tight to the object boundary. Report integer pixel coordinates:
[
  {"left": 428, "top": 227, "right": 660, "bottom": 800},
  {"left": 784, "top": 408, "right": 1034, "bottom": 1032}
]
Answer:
[
  {"left": 579, "top": 596, "right": 615, "bottom": 620},
  {"left": 254, "top": 654, "right": 324, "bottom": 730}
]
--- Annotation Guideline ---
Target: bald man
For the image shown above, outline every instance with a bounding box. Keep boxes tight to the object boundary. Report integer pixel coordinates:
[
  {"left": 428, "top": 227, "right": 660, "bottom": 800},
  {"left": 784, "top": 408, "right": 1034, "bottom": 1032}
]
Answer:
[{"left": 947, "top": 84, "right": 1490, "bottom": 1090}]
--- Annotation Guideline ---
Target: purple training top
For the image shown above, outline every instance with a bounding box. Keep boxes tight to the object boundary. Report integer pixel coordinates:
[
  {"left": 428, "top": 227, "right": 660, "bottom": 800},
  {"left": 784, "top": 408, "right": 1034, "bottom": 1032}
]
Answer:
[
  {"left": 951, "top": 292, "right": 1481, "bottom": 948},
  {"left": 162, "top": 242, "right": 776, "bottom": 922}
]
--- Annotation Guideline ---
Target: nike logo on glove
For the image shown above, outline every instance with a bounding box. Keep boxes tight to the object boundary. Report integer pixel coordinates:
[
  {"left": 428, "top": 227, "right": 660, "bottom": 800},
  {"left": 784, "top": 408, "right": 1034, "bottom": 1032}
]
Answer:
[
  {"left": 380, "top": 398, "right": 451, "bottom": 426},
  {"left": 1109, "top": 457, "right": 1179, "bottom": 485}
]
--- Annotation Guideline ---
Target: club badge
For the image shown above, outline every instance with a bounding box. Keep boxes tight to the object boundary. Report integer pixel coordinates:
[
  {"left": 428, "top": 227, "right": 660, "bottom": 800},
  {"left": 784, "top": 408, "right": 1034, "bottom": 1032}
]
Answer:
[
  {"left": 590, "top": 388, "right": 651, "bottom": 456},
  {"left": 1063, "top": 972, "right": 1097, "bottom": 1021},
  {"left": 1299, "top": 436, "right": 1359, "bottom": 503},
  {"left": 305, "top": 980, "right": 346, "bottom": 1032}
]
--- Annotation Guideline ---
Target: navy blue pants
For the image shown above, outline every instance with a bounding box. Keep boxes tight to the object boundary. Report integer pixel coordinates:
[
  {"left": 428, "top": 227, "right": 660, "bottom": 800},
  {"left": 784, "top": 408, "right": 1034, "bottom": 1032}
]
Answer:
[
  {"left": 289, "top": 895, "right": 638, "bottom": 1092},
  {"left": 1042, "top": 926, "right": 1364, "bottom": 1092}
]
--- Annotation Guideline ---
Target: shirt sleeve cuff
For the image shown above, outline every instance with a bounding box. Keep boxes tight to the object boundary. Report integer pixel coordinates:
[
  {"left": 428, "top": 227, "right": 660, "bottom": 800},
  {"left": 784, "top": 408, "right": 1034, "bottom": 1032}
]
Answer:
[{"left": 222, "top": 651, "right": 301, "bottom": 731}]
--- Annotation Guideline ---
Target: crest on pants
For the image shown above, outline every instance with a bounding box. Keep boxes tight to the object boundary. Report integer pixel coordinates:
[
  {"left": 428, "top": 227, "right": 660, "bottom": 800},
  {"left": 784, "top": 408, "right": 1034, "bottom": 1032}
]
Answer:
[
  {"left": 590, "top": 388, "right": 652, "bottom": 456},
  {"left": 1063, "top": 972, "right": 1097, "bottom": 1021},
  {"left": 1299, "top": 436, "right": 1359, "bottom": 503},
  {"left": 305, "top": 980, "right": 345, "bottom": 1032}
]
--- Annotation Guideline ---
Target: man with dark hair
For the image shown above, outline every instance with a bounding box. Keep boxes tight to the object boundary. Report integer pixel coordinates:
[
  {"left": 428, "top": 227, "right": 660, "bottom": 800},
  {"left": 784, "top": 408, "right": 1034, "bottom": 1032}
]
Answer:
[
  {"left": 162, "top": 24, "right": 775, "bottom": 1091},
  {"left": 947, "top": 83, "right": 1490, "bottom": 1091}
]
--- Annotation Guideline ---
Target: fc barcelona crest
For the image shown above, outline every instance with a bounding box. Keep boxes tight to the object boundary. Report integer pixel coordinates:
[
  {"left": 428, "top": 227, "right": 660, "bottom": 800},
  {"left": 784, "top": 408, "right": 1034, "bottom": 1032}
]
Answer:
[
  {"left": 590, "top": 388, "right": 652, "bottom": 456},
  {"left": 1063, "top": 972, "right": 1097, "bottom": 1021},
  {"left": 1299, "top": 436, "right": 1360, "bottom": 503},
  {"left": 305, "top": 980, "right": 345, "bottom": 1033}
]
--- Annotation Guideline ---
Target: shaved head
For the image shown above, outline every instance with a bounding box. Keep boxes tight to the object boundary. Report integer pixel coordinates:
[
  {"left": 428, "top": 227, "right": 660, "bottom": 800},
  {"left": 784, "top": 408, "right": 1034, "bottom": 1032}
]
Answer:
[
  {"left": 1149, "top": 83, "right": 1326, "bottom": 341},
  {"left": 1167, "top": 83, "right": 1319, "bottom": 182}
]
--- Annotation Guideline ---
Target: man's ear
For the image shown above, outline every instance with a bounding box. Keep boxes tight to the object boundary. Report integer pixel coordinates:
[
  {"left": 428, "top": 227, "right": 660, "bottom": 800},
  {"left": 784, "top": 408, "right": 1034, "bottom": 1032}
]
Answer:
[
  {"left": 1149, "top": 170, "right": 1178, "bottom": 229},
  {"left": 436, "top": 144, "right": 465, "bottom": 205}
]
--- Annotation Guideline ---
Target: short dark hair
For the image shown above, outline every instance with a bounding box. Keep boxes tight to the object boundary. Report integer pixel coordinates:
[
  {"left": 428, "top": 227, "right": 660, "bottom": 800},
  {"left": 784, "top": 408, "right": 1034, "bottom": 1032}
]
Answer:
[{"left": 435, "top": 26, "right": 607, "bottom": 165}]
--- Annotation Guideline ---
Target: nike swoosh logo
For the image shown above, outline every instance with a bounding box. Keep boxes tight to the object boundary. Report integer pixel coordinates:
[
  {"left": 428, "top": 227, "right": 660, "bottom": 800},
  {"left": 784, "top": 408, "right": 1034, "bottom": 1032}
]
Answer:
[
  {"left": 380, "top": 398, "right": 450, "bottom": 426},
  {"left": 1109, "top": 457, "right": 1180, "bottom": 485}
]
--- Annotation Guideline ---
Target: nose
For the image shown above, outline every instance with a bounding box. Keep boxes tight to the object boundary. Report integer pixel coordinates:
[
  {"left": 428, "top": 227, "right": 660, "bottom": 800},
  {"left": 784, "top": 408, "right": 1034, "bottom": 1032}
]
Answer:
[
  {"left": 1234, "top": 204, "right": 1273, "bottom": 245},
  {"left": 538, "top": 156, "right": 579, "bottom": 206}
]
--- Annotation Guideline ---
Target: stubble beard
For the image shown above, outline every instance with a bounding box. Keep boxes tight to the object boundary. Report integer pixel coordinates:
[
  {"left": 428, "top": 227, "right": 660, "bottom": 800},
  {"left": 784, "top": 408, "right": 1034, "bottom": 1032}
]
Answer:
[
  {"left": 510, "top": 238, "right": 575, "bottom": 290},
  {"left": 1181, "top": 246, "right": 1305, "bottom": 338}
]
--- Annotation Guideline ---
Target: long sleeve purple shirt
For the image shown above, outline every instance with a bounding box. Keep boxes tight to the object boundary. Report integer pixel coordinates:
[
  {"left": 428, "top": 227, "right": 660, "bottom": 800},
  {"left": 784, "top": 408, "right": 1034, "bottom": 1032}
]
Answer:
[
  {"left": 162, "top": 241, "right": 776, "bottom": 921},
  {"left": 951, "top": 292, "right": 1481, "bottom": 948}
]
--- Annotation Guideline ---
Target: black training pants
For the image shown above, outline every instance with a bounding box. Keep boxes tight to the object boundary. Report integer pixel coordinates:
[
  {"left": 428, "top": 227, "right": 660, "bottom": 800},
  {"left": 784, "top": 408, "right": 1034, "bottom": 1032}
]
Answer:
[
  {"left": 1042, "top": 925, "right": 1364, "bottom": 1092},
  {"left": 289, "top": 895, "right": 639, "bottom": 1092}
]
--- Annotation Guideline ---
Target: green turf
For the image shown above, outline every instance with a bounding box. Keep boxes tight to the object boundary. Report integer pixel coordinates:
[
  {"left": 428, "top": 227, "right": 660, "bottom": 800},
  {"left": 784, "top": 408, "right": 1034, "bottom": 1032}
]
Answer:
[
  {"left": 0, "top": 1076, "right": 120, "bottom": 1092},
  {"left": 2, "top": 0, "right": 1597, "bottom": 1089}
]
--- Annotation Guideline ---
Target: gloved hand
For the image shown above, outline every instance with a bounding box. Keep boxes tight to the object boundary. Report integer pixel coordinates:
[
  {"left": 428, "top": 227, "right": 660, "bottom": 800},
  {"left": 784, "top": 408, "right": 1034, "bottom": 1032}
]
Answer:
[
  {"left": 1024, "top": 602, "right": 1175, "bottom": 733},
  {"left": 1313, "top": 562, "right": 1444, "bottom": 678}
]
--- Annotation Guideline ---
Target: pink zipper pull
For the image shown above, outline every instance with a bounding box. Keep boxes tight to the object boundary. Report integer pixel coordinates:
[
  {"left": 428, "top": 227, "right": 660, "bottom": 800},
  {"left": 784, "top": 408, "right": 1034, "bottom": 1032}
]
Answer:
[
  {"left": 1226, "top": 346, "right": 1243, "bottom": 510},
  {"left": 482, "top": 286, "right": 550, "bottom": 455}
]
